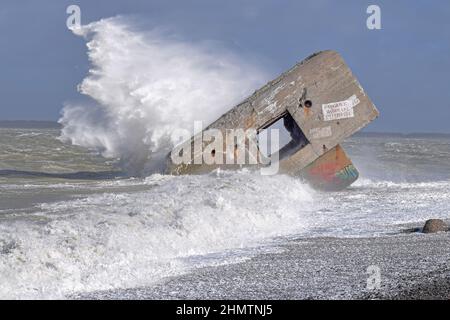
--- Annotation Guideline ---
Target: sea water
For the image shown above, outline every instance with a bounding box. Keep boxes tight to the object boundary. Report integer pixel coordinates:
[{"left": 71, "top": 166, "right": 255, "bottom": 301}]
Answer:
[{"left": 1, "top": 128, "right": 449, "bottom": 298}]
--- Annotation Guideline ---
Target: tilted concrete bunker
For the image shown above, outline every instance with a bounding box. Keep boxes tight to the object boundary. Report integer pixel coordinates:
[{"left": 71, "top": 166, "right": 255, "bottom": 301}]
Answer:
[{"left": 166, "top": 50, "right": 379, "bottom": 190}]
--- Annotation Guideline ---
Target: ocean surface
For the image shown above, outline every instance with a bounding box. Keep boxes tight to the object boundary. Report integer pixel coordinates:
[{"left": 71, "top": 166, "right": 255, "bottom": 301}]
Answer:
[{"left": 1, "top": 127, "right": 449, "bottom": 299}]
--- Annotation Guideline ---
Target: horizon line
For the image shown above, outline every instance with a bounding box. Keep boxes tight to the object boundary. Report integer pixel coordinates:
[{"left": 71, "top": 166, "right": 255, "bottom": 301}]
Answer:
[{"left": 1, "top": 120, "right": 450, "bottom": 136}]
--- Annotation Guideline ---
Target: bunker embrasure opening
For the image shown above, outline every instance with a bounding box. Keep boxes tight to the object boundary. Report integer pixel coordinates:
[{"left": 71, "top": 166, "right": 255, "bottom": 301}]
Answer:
[{"left": 257, "top": 112, "right": 310, "bottom": 160}]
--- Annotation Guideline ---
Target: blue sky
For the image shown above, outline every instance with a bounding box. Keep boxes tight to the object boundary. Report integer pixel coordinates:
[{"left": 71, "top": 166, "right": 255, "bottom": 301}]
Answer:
[{"left": 0, "top": 0, "right": 449, "bottom": 133}]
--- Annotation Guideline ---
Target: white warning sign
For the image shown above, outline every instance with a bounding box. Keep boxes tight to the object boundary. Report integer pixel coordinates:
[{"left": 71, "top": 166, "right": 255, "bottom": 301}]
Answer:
[{"left": 322, "top": 95, "right": 360, "bottom": 121}]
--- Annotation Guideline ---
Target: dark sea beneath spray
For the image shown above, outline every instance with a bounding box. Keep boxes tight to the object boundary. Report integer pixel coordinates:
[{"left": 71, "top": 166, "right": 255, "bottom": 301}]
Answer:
[{"left": 1, "top": 127, "right": 450, "bottom": 299}]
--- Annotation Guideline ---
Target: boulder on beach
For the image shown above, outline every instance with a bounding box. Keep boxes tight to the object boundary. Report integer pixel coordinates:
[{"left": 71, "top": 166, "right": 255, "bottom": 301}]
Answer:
[{"left": 422, "top": 219, "right": 448, "bottom": 234}]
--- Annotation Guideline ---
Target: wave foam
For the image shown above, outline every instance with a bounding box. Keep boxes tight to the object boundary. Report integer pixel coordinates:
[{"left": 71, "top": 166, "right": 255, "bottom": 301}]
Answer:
[
  {"left": 0, "top": 172, "right": 315, "bottom": 299},
  {"left": 59, "top": 17, "right": 267, "bottom": 174}
]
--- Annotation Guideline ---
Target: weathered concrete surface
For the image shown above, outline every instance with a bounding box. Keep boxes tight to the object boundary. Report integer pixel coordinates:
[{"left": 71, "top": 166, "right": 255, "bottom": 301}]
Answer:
[
  {"left": 301, "top": 144, "right": 359, "bottom": 190},
  {"left": 167, "top": 51, "right": 379, "bottom": 190}
]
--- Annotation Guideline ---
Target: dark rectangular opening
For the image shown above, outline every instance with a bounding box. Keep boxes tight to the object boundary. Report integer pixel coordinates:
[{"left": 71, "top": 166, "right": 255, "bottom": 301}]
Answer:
[{"left": 257, "top": 112, "right": 310, "bottom": 160}]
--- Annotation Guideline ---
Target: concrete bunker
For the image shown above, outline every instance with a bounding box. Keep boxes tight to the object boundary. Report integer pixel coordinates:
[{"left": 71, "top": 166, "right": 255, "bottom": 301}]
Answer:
[{"left": 166, "top": 50, "right": 379, "bottom": 190}]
